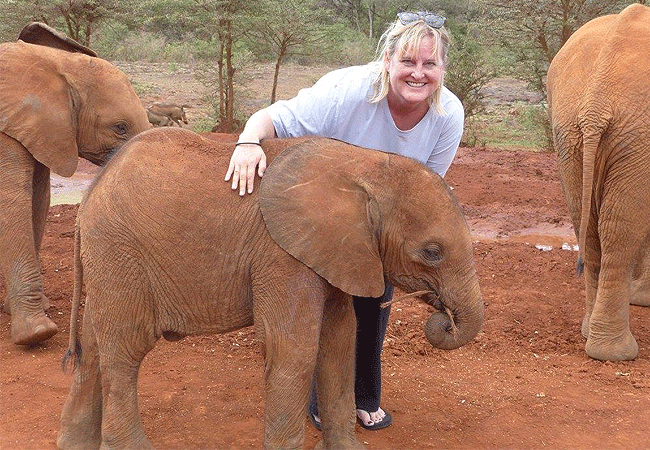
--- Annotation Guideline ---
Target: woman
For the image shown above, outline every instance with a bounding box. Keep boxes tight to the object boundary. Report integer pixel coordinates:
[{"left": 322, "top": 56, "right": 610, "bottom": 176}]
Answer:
[{"left": 225, "top": 11, "right": 464, "bottom": 430}]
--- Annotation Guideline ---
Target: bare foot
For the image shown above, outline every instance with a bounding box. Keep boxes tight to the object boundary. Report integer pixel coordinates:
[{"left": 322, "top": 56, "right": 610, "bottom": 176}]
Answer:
[{"left": 356, "top": 407, "right": 391, "bottom": 429}]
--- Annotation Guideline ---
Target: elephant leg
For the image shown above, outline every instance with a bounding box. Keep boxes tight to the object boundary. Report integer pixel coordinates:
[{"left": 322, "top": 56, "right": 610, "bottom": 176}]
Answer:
[
  {"left": 254, "top": 264, "right": 328, "bottom": 450},
  {"left": 96, "top": 309, "right": 157, "bottom": 449},
  {"left": 581, "top": 268, "right": 598, "bottom": 339},
  {"left": 315, "top": 290, "right": 363, "bottom": 450},
  {"left": 586, "top": 274, "right": 638, "bottom": 361},
  {"left": 0, "top": 137, "right": 57, "bottom": 344},
  {"left": 32, "top": 160, "right": 51, "bottom": 311},
  {"left": 630, "top": 242, "right": 650, "bottom": 307},
  {"left": 585, "top": 211, "right": 639, "bottom": 361},
  {"left": 58, "top": 308, "right": 103, "bottom": 450}
]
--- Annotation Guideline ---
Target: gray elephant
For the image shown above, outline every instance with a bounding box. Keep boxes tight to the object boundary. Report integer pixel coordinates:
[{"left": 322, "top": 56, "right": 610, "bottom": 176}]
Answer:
[
  {"left": 57, "top": 128, "right": 483, "bottom": 450},
  {"left": 0, "top": 22, "right": 150, "bottom": 345},
  {"left": 547, "top": 3, "right": 650, "bottom": 361},
  {"left": 148, "top": 102, "right": 188, "bottom": 126}
]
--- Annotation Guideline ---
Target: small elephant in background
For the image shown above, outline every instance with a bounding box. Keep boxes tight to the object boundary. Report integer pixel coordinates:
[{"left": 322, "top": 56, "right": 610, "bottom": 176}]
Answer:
[
  {"left": 147, "top": 102, "right": 189, "bottom": 126},
  {"left": 547, "top": 3, "right": 650, "bottom": 361},
  {"left": 146, "top": 108, "right": 176, "bottom": 127},
  {"left": 0, "top": 22, "right": 151, "bottom": 345},
  {"left": 57, "top": 129, "right": 483, "bottom": 450}
]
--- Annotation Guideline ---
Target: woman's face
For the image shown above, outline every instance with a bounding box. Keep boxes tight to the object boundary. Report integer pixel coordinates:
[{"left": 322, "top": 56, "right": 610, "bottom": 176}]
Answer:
[{"left": 384, "top": 35, "right": 444, "bottom": 108}]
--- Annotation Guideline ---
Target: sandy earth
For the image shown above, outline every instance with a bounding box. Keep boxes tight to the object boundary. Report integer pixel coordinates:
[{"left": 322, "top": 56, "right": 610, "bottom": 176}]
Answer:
[{"left": 2, "top": 64, "right": 650, "bottom": 449}]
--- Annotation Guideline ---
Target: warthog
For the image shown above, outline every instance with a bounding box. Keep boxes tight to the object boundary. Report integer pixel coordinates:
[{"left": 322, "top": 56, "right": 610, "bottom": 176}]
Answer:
[
  {"left": 146, "top": 109, "right": 176, "bottom": 127},
  {"left": 148, "top": 102, "right": 189, "bottom": 126}
]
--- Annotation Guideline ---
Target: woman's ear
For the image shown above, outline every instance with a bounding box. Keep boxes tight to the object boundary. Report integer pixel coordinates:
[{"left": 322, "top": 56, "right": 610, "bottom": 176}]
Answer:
[{"left": 259, "top": 138, "right": 386, "bottom": 298}]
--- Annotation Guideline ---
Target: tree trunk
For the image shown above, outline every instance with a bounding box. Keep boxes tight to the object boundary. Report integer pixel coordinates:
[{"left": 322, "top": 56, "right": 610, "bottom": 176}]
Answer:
[
  {"left": 225, "top": 19, "right": 235, "bottom": 131},
  {"left": 271, "top": 45, "right": 286, "bottom": 104}
]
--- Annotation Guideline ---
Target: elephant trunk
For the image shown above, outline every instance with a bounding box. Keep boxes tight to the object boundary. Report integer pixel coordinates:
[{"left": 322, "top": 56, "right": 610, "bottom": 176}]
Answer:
[{"left": 424, "top": 274, "right": 483, "bottom": 350}]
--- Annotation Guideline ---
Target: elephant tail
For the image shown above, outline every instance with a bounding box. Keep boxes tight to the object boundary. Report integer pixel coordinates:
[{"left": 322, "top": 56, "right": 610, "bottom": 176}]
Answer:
[
  {"left": 576, "top": 127, "right": 600, "bottom": 276},
  {"left": 62, "top": 219, "right": 83, "bottom": 373}
]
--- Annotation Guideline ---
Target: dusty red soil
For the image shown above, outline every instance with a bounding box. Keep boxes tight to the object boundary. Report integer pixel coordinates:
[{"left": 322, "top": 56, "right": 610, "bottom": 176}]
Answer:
[{"left": 2, "top": 142, "right": 650, "bottom": 450}]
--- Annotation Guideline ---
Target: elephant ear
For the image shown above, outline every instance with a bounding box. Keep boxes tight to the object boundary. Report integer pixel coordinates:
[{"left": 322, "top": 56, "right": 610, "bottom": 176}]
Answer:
[
  {"left": 259, "top": 138, "right": 385, "bottom": 298},
  {"left": 18, "top": 22, "right": 97, "bottom": 57},
  {"left": 0, "top": 43, "right": 79, "bottom": 176}
]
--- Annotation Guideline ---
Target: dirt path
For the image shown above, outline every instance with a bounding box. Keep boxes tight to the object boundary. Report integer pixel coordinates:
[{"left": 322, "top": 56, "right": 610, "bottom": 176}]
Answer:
[{"left": 2, "top": 141, "right": 649, "bottom": 449}]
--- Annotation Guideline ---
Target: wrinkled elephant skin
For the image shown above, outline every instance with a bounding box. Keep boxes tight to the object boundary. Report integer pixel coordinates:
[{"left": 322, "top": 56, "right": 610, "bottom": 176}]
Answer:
[
  {"left": 547, "top": 4, "right": 650, "bottom": 361},
  {"left": 0, "top": 23, "right": 150, "bottom": 345},
  {"left": 57, "top": 129, "right": 483, "bottom": 450}
]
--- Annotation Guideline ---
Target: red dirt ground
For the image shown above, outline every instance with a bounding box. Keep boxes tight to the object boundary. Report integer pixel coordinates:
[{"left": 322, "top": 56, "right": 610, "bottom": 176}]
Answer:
[{"left": 2, "top": 142, "right": 650, "bottom": 450}]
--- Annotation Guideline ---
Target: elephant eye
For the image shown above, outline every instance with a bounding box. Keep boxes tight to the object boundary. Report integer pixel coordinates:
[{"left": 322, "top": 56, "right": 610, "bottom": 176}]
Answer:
[
  {"left": 112, "top": 122, "right": 129, "bottom": 135},
  {"left": 421, "top": 244, "right": 443, "bottom": 264}
]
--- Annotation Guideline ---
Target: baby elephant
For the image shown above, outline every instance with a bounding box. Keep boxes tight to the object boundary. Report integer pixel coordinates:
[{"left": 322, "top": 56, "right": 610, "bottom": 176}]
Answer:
[
  {"left": 57, "top": 128, "right": 483, "bottom": 450},
  {"left": 147, "top": 102, "right": 188, "bottom": 126}
]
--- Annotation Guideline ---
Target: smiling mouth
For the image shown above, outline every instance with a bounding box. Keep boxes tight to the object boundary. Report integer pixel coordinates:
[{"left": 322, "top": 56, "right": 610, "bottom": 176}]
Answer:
[{"left": 406, "top": 81, "right": 426, "bottom": 87}]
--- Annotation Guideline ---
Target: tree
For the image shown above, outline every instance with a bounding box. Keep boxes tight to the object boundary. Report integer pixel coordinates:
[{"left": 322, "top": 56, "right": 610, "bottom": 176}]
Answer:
[
  {"left": 481, "top": 0, "right": 633, "bottom": 96},
  {"left": 0, "top": 0, "right": 128, "bottom": 46},
  {"left": 245, "top": 0, "right": 333, "bottom": 104},
  {"left": 192, "top": 0, "right": 251, "bottom": 132},
  {"left": 445, "top": 21, "right": 495, "bottom": 120}
]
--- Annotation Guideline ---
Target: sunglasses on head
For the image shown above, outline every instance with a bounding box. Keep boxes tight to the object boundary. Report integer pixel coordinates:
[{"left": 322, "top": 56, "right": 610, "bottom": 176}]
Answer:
[{"left": 397, "top": 11, "right": 446, "bottom": 29}]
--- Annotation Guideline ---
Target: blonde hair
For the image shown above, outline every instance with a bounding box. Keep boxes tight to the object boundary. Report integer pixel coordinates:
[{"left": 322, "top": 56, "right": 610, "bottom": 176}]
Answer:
[{"left": 369, "top": 18, "right": 451, "bottom": 115}]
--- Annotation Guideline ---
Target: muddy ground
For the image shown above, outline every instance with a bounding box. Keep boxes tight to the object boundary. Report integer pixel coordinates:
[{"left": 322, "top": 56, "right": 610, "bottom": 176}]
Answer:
[{"left": 2, "top": 64, "right": 650, "bottom": 449}]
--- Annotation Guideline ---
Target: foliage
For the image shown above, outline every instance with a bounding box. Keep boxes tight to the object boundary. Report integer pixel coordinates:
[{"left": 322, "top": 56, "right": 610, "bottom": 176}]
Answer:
[
  {"left": 2, "top": 0, "right": 636, "bottom": 150},
  {"left": 0, "top": 0, "right": 133, "bottom": 46},
  {"left": 479, "top": 0, "right": 634, "bottom": 97},
  {"left": 244, "top": 0, "right": 344, "bottom": 103},
  {"left": 445, "top": 21, "right": 495, "bottom": 119}
]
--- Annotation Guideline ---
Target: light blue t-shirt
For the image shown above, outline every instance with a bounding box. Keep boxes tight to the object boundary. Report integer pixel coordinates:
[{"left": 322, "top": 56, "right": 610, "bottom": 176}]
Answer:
[{"left": 267, "top": 64, "right": 464, "bottom": 177}]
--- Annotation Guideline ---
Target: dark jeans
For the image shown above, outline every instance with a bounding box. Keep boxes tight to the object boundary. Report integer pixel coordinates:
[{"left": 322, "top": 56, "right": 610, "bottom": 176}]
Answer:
[{"left": 309, "top": 282, "right": 394, "bottom": 415}]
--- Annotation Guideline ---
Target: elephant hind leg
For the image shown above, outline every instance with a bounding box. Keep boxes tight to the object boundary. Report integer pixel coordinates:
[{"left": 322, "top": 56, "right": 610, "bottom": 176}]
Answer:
[
  {"left": 95, "top": 312, "right": 158, "bottom": 448},
  {"left": 58, "top": 309, "right": 102, "bottom": 450},
  {"left": 630, "top": 240, "right": 650, "bottom": 306},
  {"left": 586, "top": 280, "right": 638, "bottom": 361}
]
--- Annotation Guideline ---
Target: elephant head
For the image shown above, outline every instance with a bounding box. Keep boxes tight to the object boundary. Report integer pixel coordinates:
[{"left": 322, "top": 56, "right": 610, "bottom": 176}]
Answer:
[
  {"left": 259, "top": 139, "right": 483, "bottom": 349},
  {"left": 0, "top": 22, "right": 150, "bottom": 176}
]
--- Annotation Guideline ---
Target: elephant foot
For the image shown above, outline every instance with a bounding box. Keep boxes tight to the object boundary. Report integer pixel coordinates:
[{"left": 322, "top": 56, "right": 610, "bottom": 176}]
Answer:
[
  {"left": 314, "top": 439, "right": 366, "bottom": 450},
  {"left": 585, "top": 330, "right": 638, "bottom": 361},
  {"left": 57, "top": 431, "right": 100, "bottom": 450},
  {"left": 11, "top": 312, "right": 58, "bottom": 345},
  {"left": 581, "top": 315, "right": 590, "bottom": 339}
]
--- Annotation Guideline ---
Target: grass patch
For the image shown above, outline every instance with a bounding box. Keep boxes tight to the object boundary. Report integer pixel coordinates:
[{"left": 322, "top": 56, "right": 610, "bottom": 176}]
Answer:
[{"left": 465, "top": 103, "right": 551, "bottom": 152}]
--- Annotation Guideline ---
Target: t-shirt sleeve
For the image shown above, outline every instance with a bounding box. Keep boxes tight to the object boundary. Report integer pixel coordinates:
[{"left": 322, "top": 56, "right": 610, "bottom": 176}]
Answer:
[
  {"left": 426, "top": 98, "right": 464, "bottom": 177},
  {"left": 267, "top": 70, "right": 345, "bottom": 138}
]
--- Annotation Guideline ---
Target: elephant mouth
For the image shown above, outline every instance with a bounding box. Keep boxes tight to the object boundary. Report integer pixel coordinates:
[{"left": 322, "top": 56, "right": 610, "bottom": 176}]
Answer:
[
  {"left": 394, "top": 287, "right": 444, "bottom": 311},
  {"left": 80, "top": 148, "right": 117, "bottom": 166}
]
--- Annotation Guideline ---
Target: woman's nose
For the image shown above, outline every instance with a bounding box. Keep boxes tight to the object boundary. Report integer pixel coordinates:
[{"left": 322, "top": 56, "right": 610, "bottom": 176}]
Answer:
[{"left": 411, "top": 66, "right": 425, "bottom": 79}]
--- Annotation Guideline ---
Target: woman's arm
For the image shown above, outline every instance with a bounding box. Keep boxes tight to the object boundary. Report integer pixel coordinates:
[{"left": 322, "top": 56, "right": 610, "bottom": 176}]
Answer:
[{"left": 225, "top": 108, "right": 277, "bottom": 196}]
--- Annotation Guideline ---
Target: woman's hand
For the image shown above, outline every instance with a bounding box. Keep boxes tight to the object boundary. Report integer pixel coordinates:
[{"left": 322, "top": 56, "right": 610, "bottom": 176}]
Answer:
[{"left": 225, "top": 143, "right": 267, "bottom": 196}]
